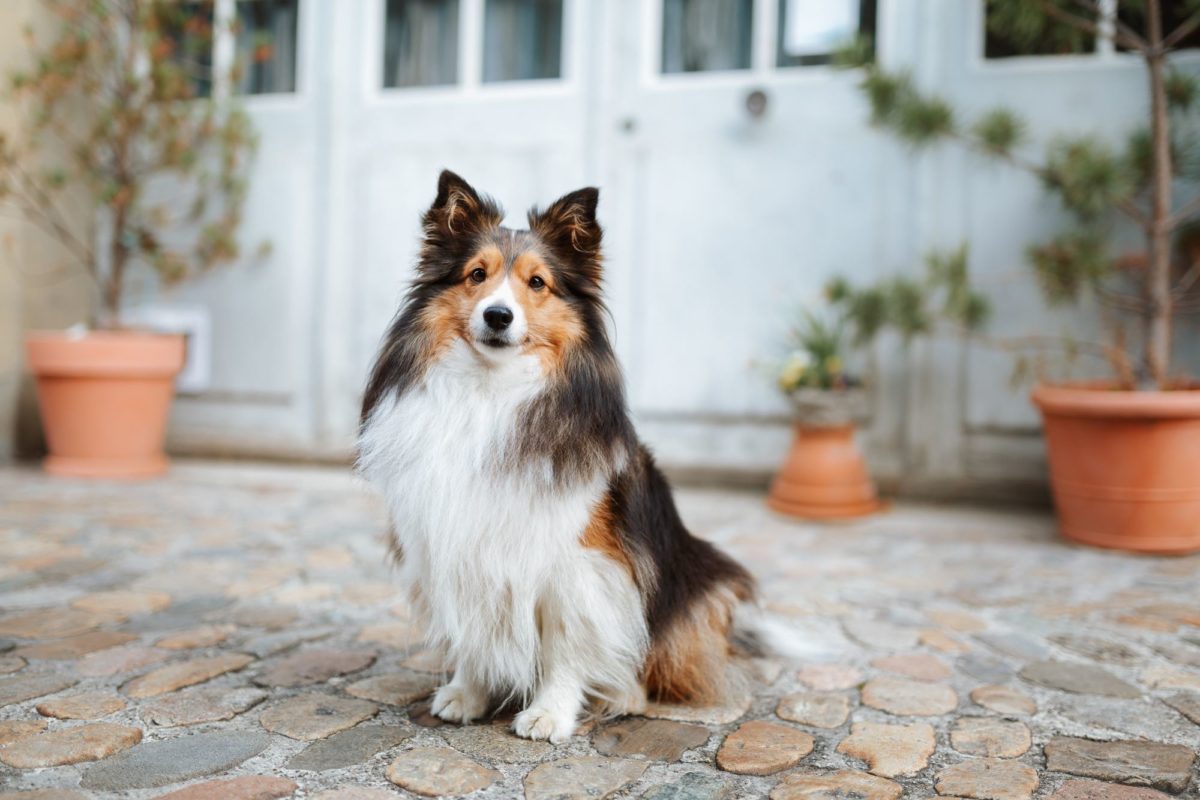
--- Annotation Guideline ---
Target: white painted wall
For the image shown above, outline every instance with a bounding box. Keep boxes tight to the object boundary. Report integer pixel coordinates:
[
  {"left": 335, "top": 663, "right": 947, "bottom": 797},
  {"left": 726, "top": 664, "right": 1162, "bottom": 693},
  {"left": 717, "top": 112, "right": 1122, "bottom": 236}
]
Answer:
[{"left": 156, "top": 0, "right": 1196, "bottom": 495}]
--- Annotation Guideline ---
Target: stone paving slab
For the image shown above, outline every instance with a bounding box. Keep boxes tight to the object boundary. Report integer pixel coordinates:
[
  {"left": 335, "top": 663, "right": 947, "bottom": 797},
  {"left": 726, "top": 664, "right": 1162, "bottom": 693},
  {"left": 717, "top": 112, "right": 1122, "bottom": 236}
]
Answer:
[{"left": 0, "top": 461, "right": 1197, "bottom": 799}]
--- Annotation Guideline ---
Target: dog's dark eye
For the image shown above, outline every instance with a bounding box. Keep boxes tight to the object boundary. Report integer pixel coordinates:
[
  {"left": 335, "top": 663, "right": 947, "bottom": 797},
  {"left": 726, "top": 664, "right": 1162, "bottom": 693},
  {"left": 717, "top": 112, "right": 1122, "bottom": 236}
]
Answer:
[
  {"left": 529, "top": 276, "right": 545, "bottom": 291},
  {"left": 469, "top": 268, "right": 487, "bottom": 284}
]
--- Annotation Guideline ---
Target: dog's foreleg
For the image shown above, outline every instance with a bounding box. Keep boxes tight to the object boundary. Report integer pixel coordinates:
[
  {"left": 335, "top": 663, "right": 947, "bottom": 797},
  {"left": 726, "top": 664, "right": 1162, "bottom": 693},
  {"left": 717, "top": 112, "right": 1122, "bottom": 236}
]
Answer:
[
  {"left": 430, "top": 667, "right": 488, "bottom": 724},
  {"left": 512, "top": 553, "right": 645, "bottom": 743},
  {"left": 512, "top": 631, "right": 585, "bottom": 744}
]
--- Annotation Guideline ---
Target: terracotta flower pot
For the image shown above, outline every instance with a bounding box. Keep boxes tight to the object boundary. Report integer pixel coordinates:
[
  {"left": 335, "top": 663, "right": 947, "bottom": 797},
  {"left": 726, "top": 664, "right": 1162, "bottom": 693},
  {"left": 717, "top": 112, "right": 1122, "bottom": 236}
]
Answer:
[
  {"left": 1032, "top": 383, "right": 1200, "bottom": 554},
  {"left": 768, "top": 389, "right": 882, "bottom": 519},
  {"left": 25, "top": 330, "right": 186, "bottom": 478}
]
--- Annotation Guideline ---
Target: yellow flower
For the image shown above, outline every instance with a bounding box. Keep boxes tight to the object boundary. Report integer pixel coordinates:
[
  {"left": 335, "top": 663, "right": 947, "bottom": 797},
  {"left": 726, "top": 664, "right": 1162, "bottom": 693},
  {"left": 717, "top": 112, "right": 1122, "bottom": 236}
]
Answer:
[{"left": 779, "top": 361, "right": 805, "bottom": 390}]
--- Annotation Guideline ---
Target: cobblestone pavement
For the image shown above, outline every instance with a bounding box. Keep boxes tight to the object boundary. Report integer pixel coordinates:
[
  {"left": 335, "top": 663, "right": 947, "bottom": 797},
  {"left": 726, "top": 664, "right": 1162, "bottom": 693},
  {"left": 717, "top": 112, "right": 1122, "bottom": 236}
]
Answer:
[{"left": 0, "top": 461, "right": 1198, "bottom": 799}]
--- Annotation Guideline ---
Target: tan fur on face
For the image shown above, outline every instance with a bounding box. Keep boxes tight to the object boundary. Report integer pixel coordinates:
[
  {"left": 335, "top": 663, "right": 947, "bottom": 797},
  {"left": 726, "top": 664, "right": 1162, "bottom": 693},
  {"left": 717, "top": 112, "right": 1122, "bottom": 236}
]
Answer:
[
  {"left": 510, "top": 252, "right": 585, "bottom": 373},
  {"left": 420, "top": 243, "right": 585, "bottom": 372},
  {"left": 419, "top": 245, "right": 504, "bottom": 354}
]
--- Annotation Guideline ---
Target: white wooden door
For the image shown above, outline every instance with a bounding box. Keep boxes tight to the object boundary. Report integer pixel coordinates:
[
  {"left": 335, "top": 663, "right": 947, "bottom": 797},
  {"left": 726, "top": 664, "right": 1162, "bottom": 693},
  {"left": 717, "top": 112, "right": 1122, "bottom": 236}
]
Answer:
[
  {"left": 601, "top": 0, "right": 915, "bottom": 475},
  {"left": 164, "top": 0, "right": 326, "bottom": 458},
  {"left": 319, "top": 0, "right": 602, "bottom": 446}
]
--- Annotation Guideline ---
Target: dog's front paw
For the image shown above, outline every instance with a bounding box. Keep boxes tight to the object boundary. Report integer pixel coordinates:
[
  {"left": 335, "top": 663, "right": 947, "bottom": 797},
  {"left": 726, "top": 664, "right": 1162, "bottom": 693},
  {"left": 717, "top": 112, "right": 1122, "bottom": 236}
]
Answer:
[
  {"left": 513, "top": 704, "right": 577, "bottom": 744},
  {"left": 430, "top": 683, "right": 487, "bottom": 724}
]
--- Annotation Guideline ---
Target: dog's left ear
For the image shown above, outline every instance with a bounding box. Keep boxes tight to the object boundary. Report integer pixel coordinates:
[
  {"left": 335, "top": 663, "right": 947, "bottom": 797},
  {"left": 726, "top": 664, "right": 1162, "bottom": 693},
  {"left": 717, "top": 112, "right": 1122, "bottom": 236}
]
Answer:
[
  {"left": 425, "top": 169, "right": 503, "bottom": 239},
  {"left": 528, "top": 187, "right": 602, "bottom": 278}
]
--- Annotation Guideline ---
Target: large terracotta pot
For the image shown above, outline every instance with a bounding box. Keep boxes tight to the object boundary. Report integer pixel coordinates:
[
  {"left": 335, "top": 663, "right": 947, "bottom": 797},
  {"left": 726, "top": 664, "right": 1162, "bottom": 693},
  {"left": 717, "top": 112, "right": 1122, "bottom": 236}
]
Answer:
[
  {"left": 25, "top": 330, "right": 186, "bottom": 478},
  {"left": 768, "top": 389, "right": 882, "bottom": 519},
  {"left": 1032, "top": 383, "right": 1200, "bottom": 554}
]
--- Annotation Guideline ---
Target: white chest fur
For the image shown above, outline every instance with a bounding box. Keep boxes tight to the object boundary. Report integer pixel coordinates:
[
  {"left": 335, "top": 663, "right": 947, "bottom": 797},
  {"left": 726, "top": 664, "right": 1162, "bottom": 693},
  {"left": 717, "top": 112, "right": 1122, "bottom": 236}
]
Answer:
[{"left": 358, "top": 341, "right": 611, "bottom": 692}]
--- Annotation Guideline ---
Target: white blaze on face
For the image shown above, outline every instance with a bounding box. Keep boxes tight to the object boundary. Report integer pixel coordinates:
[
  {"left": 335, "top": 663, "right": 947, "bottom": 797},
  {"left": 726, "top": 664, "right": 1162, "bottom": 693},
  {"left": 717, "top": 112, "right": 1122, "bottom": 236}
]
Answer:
[{"left": 471, "top": 274, "right": 528, "bottom": 349}]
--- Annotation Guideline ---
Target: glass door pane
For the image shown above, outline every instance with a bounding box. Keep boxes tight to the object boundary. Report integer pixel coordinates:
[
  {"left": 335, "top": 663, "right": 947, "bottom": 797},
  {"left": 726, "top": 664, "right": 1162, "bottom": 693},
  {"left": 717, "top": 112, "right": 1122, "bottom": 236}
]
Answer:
[
  {"left": 383, "top": 0, "right": 460, "bottom": 88},
  {"left": 236, "top": 0, "right": 299, "bottom": 94},
  {"left": 483, "top": 0, "right": 564, "bottom": 82},
  {"left": 777, "top": 0, "right": 876, "bottom": 66},
  {"left": 661, "top": 0, "right": 752, "bottom": 74}
]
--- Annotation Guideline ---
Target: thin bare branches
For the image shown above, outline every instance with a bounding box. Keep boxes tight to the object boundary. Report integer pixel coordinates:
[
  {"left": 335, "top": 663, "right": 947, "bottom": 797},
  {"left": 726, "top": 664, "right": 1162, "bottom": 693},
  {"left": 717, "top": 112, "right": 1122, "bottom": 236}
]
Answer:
[
  {"left": 1039, "top": 0, "right": 1147, "bottom": 52},
  {"left": 1095, "top": 284, "right": 1152, "bottom": 312},
  {"left": 1173, "top": 262, "right": 1200, "bottom": 299},
  {"left": 1066, "top": 0, "right": 1151, "bottom": 51},
  {"left": 1163, "top": 10, "right": 1200, "bottom": 50},
  {"left": 4, "top": 162, "right": 95, "bottom": 272},
  {"left": 1167, "top": 194, "right": 1200, "bottom": 229}
]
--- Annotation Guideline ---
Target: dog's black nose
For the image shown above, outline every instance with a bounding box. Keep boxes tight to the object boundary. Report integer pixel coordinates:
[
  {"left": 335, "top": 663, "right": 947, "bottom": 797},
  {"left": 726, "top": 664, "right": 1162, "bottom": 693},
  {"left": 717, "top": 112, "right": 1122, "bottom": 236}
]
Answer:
[{"left": 483, "top": 306, "right": 513, "bottom": 331}]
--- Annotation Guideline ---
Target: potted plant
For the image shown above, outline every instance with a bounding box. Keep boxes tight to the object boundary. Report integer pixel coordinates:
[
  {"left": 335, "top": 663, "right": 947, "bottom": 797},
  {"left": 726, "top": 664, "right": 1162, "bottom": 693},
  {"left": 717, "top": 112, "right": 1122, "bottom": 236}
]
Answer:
[
  {"left": 770, "top": 247, "right": 992, "bottom": 519},
  {"left": 768, "top": 308, "right": 880, "bottom": 519},
  {"left": 1, "top": 0, "right": 259, "bottom": 477},
  {"left": 840, "top": 1, "right": 1200, "bottom": 553}
]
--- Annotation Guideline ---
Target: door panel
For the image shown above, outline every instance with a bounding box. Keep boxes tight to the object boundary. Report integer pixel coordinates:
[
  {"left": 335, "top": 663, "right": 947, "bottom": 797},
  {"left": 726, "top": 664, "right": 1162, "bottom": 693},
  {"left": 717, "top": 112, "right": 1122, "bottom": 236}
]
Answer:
[
  {"left": 327, "top": 0, "right": 594, "bottom": 446},
  {"left": 604, "top": 0, "right": 907, "bottom": 471},
  {"left": 166, "top": 0, "right": 321, "bottom": 455}
]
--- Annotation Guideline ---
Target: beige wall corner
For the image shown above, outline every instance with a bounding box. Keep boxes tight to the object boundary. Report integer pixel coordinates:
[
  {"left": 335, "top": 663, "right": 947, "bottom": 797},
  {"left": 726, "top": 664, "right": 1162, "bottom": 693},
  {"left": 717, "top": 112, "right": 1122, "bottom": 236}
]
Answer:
[{"left": 0, "top": 0, "right": 94, "bottom": 459}]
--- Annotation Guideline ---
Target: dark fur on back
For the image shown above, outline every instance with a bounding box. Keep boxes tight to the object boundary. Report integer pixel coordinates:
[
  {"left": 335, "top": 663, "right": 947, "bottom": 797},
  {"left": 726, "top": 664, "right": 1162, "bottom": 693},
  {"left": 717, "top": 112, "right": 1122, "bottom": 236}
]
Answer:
[{"left": 608, "top": 448, "right": 755, "bottom": 643}]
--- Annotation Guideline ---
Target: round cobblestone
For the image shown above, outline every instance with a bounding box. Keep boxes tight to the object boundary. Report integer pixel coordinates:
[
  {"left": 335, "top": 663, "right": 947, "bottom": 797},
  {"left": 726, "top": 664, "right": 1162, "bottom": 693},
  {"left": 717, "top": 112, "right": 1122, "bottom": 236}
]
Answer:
[
  {"left": 385, "top": 746, "right": 500, "bottom": 796},
  {"left": 153, "top": 776, "right": 298, "bottom": 800},
  {"left": 836, "top": 721, "right": 935, "bottom": 777},
  {"left": 123, "top": 653, "right": 254, "bottom": 698},
  {"left": 716, "top": 720, "right": 814, "bottom": 776},
  {"left": 861, "top": 678, "right": 958, "bottom": 716},
  {"left": 770, "top": 770, "right": 902, "bottom": 800},
  {"left": 935, "top": 758, "right": 1039, "bottom": 800},
  {"left": 0, "top": 722, "right": 142, "bottom": 768},
  {"left": 344, "top": 670, "right": 438, "bottom": 707},
  {"left": 36, "top": 690, "right": 126, "bottom": 720},
  {"left": 254, "top": 648, "right": 375, "bottom": 687},
  {"left": 969, "top": 684, "right": 1036, "bottom": 716},
  {"left": 796, "top": 664, "right": 863, "bottom": 691},
  {"left": 524, "top": 756, "right": 648, "bottom": 800},
  {"left": 593, "top": 718, "right": 709, "bottom": 762},
  {"left": 259, "top": 693, "right": 378, "bottom": 740},
  {"left": 949, "top": 717, "right": 1031, "bottom": 757},
  {"left": 775, "top": 691, "right": 851, "bottom": 728}
]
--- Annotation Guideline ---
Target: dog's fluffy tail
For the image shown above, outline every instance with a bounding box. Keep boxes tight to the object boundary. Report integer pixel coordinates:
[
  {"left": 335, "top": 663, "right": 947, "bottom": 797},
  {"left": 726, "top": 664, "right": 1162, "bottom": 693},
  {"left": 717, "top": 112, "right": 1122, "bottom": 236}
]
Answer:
[{"left": 732, "top": 604, "right": 847, "bottom": 663}]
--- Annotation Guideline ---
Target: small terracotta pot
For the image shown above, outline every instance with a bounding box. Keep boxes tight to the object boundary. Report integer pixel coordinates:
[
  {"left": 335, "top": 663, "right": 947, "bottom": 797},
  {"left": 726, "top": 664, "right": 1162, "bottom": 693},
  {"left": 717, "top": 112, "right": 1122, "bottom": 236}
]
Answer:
[
  {"left": 25, "top": 330, "right": 186, "bottom": 478},
  {"left": 768, "top": 423, "right": 882, "bottom": 519},
  {"left": 1033, "top": 383, "right": 1200, "bottom": 554}
]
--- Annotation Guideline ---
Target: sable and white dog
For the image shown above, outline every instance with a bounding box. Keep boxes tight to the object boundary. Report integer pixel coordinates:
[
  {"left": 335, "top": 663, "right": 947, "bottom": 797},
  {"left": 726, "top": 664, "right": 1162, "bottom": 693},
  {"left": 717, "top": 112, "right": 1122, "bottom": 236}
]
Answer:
[{"left": 357, "top": 170, "right": 761, "bottom": 743}]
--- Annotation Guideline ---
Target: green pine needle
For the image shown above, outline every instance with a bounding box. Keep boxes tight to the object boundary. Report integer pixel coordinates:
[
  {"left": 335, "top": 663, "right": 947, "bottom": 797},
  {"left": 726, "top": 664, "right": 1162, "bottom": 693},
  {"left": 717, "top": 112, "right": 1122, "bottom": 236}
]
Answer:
[
  {"left": 1041, "top": 137, "right": 1134, "bottom": 220},
  {"left": 894, "top": 96, "right": 956, "bottom": 145},
  {"left": 1166, "top": 70, "right": 1199, "bottom": 113},
  {"left": 831, "top": 35, "right": 874, "bottom": 69},
  {"left": 1027, "top": 230, "right": 1110, "bottom": 305},
  {"left": 883, "top": 276, "right": 931, "bottom": 339},
  {"left": 986, "top": 0, "right": 1094, "bottom": 55},
  {"left": 961, "top": 294, "right": 992, "bottom": 330},
  {"left": 972, "top": 108, "right": 1025, "bottom": 154},
  {"left": 859, "top": 69, "right": 911, "bottom": 126}
]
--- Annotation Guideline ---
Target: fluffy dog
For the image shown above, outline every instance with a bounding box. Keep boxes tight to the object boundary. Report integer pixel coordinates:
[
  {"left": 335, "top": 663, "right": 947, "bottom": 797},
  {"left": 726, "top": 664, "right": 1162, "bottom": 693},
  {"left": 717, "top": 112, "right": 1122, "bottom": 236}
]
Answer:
[{"left": 358, "top": 170, "right": 760, "bottom": 742}]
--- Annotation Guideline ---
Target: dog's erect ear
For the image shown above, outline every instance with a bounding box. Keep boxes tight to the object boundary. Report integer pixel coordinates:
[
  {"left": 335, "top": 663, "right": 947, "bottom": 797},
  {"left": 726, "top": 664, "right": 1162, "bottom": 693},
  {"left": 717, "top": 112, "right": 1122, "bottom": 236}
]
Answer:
[
  {"left": 423, "top": 169, "right": 503, "bottom": 243},
  {"left": 528, "top": 187, "right": 602, "bottom": 278}
]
